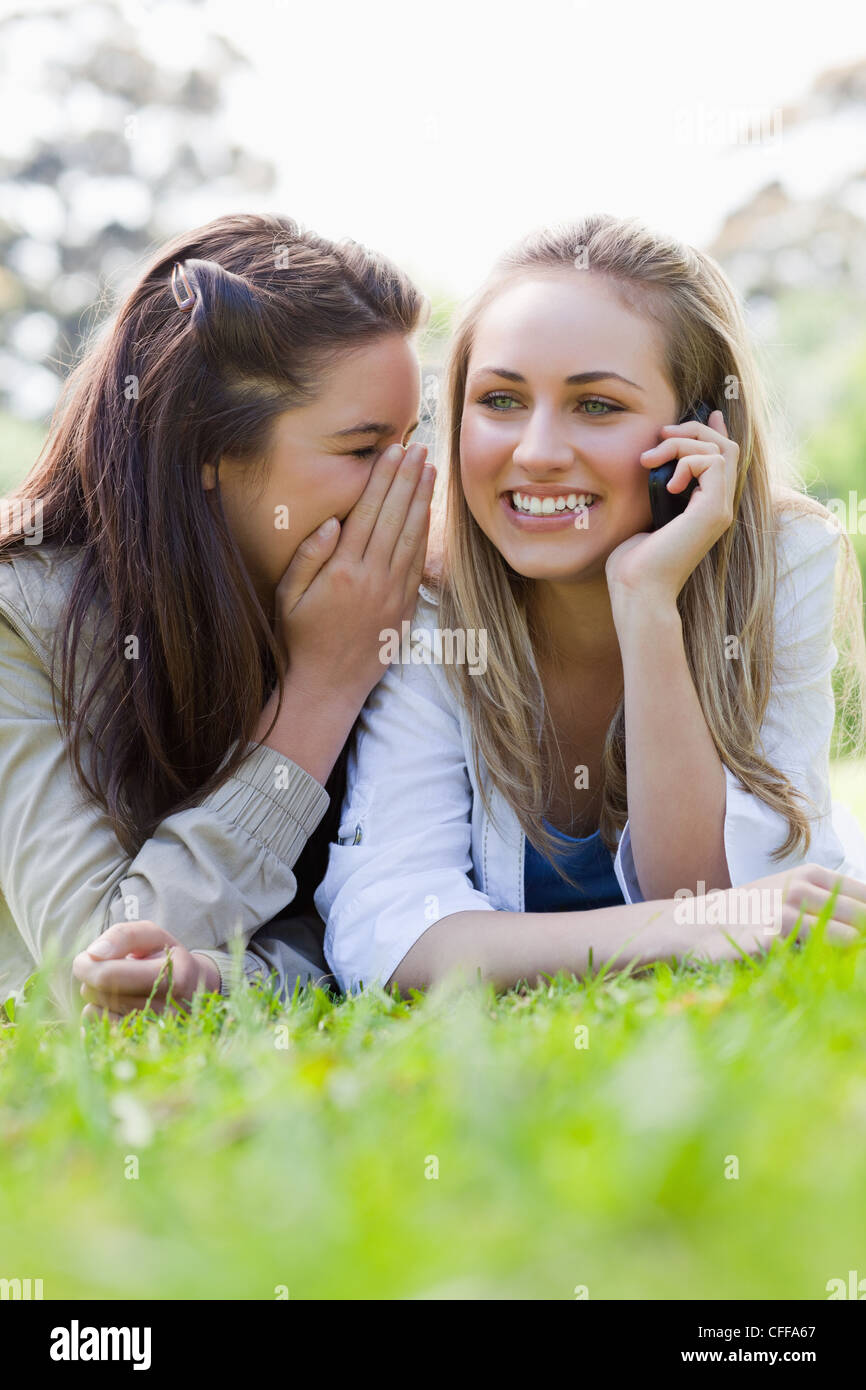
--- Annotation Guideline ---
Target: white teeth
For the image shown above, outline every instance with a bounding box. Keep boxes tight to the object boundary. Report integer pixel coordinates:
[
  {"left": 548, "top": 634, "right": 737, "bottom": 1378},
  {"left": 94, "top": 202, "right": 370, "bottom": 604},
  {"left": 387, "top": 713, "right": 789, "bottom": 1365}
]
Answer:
[{"left": 510, "top": 490, "right": 597, "bottom": 514}]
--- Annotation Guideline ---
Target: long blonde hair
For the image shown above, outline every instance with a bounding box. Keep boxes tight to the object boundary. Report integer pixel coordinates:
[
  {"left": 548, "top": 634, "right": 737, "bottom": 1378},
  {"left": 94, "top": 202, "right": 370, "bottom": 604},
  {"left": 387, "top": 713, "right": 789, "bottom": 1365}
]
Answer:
[{"left": 435, "top": 213, "right": 866, "bottom": 866}]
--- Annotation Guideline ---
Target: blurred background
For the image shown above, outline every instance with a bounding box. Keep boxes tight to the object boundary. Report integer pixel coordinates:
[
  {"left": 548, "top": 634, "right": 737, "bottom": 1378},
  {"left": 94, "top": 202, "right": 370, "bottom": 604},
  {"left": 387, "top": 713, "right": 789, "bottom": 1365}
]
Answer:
[{"left": 1, "top": 0, "right": 865, "bottom": 794}]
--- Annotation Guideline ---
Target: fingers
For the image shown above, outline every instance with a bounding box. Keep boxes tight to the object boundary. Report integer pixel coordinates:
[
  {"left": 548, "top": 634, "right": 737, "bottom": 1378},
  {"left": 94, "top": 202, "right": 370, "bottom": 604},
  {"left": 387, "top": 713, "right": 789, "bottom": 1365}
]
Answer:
[
  {"left": 73, "top": 923, "right": 189, "bottom": 1013},
  {"left": 77, "top": 943, "right": 209, "bottom": 1015},
  {"left": 818, "top": 892, "right": 866, "bottom": 929},
  {"left": 394, "top": 461, "right": 435, "bottom": 577},
  {"left": 663, "top": 454, "right": 715, "bottom": 495},
  {"left": 337, "top": 442, "right": 411, "bottom": 560},
  {"left": 781, "top": 865, "right": 866, "bottom": 936},
  {"left": 800, "top": 863, "right": 866, "bottom": 907},
  {"left": 642, "top": 426, "right": 736, "bottom": 534},
  {"left": 275, "top": 515, "right": 341, "bottom": 614},
  {"left": 645, "top": 417, "right": 739, "bottom": 470},
  {"left": 640, "top": 436, "right": 719, "bottom": 469},
  {"left": 360, "top": 443, "right": 429, "bottom": 569},
  {"left": 789, "top": 893, "right": 866, "bottom": 931},
  {"left": 81, "top": 920, "right": 177, "bottom": 962},
  {"left": 659, "top": 417, "right": 733, "bottom": 445},
  {"left": 822, "top": 920, "right": 860, "bottom": 944},
  {"left": 74, "top": 951, "right": 172, "bottom": 996},
  {"left": 783, "top": 910, "right": 859, "bottom": 945}
]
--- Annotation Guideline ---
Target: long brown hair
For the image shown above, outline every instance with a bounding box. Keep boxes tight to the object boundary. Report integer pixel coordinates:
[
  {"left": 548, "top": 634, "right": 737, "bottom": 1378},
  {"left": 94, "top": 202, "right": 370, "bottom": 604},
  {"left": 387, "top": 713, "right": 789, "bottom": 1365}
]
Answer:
[
  {"left": 0, "top": 212, "right": 426, "bottom": 860},
  {"left": 437, "top": 214, "right": 866, "bottom": 866}
]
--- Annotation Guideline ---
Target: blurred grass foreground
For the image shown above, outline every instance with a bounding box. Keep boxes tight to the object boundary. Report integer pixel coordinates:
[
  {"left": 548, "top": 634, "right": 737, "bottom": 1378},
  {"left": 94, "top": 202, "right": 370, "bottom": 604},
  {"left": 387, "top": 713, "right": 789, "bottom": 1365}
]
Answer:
[{"left": 1, "top": 913, "right": 866, "bottom": 1300}]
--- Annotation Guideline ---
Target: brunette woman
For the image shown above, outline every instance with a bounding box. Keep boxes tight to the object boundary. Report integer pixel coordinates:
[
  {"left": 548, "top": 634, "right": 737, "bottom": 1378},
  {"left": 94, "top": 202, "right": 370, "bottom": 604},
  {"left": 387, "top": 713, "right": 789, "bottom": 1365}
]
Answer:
[{"left": 0, "top": 212, "right": 433, "bottom": 1016}]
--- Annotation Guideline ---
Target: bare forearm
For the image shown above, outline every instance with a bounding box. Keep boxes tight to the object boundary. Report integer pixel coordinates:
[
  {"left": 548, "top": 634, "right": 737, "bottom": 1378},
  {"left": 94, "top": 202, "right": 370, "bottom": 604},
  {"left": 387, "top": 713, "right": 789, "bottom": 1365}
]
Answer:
[
  {"left": 254, "top": 673, "right": 367, "bottom": 786},
  {"left": 388, "top": 898, "right": 684, "bottom": 992},
  {"left": 614, "top": 595, "right": 730, "bottom": 898}
]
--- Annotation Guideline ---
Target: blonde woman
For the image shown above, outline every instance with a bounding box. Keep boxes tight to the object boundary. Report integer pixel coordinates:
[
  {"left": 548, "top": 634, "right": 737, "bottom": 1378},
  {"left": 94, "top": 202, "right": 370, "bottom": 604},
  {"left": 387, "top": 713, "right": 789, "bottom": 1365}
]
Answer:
[{"left": 315, "top": 214, "right": 866, "bottom": 993}]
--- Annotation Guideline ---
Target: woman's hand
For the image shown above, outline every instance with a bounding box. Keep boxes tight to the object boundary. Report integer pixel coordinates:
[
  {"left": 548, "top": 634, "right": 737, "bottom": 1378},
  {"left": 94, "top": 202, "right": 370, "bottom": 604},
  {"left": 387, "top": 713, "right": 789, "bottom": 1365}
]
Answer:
[
  {"left": 73, "top": 922, "right": 220, "bottom": 1021},
  {"left": 680, "top": 862, "right": 866, "bottom": 965},
  {"left": 251, "top": 440, "right": 436, "bottom": 783},
  {"left": 271, "top": 440, "right": 435, "bottom": 709},
  {"left": 605, "top": 409, "right": 738, "bottom": 607}
]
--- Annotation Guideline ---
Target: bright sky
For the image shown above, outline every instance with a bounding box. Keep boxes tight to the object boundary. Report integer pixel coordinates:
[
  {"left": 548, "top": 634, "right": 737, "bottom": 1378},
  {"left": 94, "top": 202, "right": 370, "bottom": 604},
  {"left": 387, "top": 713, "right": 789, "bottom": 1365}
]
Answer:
[
  {"left": 197, "top": 0, "right": 866, "bottom": 299},
  {"left": 5, "top": 0, "right": 866, "bottom": 305}
]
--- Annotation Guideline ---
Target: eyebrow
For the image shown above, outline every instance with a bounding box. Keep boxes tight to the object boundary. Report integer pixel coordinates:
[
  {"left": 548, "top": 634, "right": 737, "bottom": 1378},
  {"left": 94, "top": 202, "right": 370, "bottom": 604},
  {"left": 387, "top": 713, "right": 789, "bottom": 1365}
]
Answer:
[
  {"left": 469, "top": 367, "right": 644, "bottom": 390},
  {"left": 328, "top": 418, "right": 420, "bottom": 439}
]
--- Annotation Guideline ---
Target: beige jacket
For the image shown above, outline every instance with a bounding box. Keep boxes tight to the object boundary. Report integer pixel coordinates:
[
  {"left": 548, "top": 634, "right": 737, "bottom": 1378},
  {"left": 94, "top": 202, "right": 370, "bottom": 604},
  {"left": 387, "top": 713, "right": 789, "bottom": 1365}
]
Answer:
[{"left": 0, "top": 542, "right": 334, "bottom": 1013}]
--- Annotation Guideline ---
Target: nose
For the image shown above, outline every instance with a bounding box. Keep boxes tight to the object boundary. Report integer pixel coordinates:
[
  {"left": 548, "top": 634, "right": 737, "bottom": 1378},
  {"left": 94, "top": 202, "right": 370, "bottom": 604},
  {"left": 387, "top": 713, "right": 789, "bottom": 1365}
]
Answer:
[{"left": 511, "top": 406, "right": 574, "bottom": 473}]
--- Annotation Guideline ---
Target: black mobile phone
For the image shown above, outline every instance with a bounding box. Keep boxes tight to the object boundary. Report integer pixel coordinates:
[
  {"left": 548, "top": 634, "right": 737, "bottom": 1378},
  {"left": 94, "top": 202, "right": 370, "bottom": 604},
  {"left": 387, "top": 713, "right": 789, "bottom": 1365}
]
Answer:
[{"left": 648, "top": 399, "right": 716, "bottom": 530}]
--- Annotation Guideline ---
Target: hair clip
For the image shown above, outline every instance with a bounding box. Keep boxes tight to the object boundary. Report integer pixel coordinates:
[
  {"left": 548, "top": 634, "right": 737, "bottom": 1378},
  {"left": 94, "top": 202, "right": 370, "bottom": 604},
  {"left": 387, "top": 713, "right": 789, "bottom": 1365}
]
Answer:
[{"left": 171, "top": 262, "right": 195, "bottom": 312}]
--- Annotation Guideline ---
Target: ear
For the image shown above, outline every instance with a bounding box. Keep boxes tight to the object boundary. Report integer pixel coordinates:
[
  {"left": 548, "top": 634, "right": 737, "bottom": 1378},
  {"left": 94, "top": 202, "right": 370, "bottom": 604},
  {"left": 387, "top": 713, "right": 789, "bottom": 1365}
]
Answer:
[{"left": 201, "top": 462, "right": 218, "bottom": 491}]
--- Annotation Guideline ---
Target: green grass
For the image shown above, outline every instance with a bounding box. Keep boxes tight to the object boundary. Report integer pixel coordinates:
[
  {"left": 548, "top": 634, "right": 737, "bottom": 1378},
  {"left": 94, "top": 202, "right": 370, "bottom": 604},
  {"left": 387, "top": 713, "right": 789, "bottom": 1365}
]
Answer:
[{"left": 2, "top": 854, "right": 866, "bottom": 1300}]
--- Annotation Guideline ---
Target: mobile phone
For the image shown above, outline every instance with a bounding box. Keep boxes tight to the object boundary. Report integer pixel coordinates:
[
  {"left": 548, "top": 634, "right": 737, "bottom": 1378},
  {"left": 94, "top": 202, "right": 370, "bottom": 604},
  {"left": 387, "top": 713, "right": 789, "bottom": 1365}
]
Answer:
[{"left": 648, "top": 399, "right": 716, "bottom": 530}]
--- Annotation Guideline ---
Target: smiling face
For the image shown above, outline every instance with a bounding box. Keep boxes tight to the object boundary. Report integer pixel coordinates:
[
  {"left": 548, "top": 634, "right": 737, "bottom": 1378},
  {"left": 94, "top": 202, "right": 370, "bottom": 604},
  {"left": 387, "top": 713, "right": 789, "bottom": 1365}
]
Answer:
[
  {"left": 459, "top": 269, "right": 679, "bottom": 583},
  {"left": 206, "top": 333, "right": 421, "bottom": 608}
]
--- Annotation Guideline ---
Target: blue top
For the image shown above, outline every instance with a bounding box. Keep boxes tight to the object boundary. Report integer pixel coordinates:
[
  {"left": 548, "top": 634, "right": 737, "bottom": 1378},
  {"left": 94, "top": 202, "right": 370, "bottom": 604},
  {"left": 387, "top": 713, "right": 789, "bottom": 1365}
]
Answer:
[{"left": 524, "top": 819, "right": 625, "bottom": 912}]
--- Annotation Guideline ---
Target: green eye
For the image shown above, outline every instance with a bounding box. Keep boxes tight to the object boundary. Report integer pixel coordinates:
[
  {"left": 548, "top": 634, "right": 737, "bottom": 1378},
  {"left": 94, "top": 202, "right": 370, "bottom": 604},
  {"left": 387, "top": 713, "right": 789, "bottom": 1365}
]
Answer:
[{"left": 479, "top": 391, "right": 521, "bottom": 409}]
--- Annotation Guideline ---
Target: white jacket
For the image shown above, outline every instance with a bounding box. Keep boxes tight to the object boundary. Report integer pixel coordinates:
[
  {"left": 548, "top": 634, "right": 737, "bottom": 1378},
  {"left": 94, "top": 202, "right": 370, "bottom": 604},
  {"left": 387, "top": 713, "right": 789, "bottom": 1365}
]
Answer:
[{"left": 315, "top": 508, "right": 866, "bottom": 993}]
